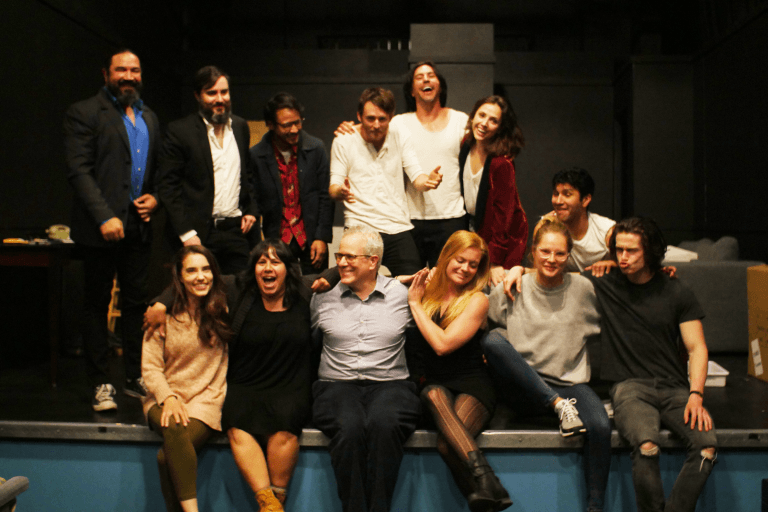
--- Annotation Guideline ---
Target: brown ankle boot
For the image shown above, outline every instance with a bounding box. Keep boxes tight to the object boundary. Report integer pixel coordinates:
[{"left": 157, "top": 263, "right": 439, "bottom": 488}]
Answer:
[{"left": 256, "top": 488, "right": 284, "bottom": 512}]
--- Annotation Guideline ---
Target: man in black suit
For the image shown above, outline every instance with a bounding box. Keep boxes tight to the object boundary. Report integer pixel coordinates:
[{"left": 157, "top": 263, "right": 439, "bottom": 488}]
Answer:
[
  {"left": 251, "top": 92, "right": 334, "bottom": 274},
  {"left": 157, "top": 66, "right": 257, "bottom": 274},
  {"left": 64, "top": 49, "right": 160, "bottom": 411}
]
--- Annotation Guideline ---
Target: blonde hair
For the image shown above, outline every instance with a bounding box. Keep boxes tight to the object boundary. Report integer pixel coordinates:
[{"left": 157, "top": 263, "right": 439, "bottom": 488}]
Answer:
[
  {"left": 421, "top": 231, "right": 490, "bottom": 328},
  {"left": 527, "top": 217, "right": 572, "bottom": 268},
  {"left": 532, "top": 217, "right": 573, "bottom": 252}
]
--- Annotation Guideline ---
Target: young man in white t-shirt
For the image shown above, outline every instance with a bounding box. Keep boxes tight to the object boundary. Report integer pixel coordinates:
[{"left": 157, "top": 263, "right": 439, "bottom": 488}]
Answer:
[
  {"left": 336, "top": 62, "right": 469, "bottom": 267},
  {"left": 394, "top": 61, "right": 469, "bottom": 266},
  {"left": 549, "top": 167, "right": 616, "bottom": 271}
]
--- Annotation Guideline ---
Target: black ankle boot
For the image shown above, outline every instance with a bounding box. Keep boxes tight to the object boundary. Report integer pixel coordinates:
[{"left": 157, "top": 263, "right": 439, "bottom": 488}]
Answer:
[{"left": 466, "top": 450, "right": 513, "bottom": 512}]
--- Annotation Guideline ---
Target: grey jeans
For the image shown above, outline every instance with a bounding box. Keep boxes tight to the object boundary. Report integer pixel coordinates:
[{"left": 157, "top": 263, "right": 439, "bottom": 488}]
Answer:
[{"left": 610, "top": 379, "right": 717, "bottom": 512}]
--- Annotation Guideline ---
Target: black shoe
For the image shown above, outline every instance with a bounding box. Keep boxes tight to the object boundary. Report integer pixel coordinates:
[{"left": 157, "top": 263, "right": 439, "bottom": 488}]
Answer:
[
  {"left": 124, "top": 377, "right": 147, "bottom": 399},
  {"left": 467, "top": 451, "right": 512, "bottom": 512}
]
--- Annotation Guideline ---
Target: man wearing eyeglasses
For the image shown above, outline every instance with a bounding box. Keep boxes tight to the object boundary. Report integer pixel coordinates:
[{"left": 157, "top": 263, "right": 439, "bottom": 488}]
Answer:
[
  {"left": 311, "top": 225, "right": 421, "bottom": 512},
  {"left": 251, "top": 92, "right": 334, "bottom": 273}
]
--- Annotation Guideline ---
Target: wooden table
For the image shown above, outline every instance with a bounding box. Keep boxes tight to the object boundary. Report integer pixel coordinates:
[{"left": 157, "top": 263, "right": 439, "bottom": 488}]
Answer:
[{"left": 0, "top": 242, "right": 74, "bottom": 387}]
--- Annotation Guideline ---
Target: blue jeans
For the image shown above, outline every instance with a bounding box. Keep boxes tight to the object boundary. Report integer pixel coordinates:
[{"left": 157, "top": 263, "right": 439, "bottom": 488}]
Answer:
[
  {"left": 482, "top": 330, "right": 612, "bottom": 512},
  {"left": 610, "top": 379, "right": 717, "bottom": 512}
]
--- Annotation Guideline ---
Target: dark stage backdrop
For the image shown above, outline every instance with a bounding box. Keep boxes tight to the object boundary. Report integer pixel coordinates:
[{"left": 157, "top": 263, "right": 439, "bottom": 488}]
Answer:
[
  {"left": 1, "top": 2, "right": 766, "bottom": 262},
  {"left": 0, "top": 0, "right": 183, "bottom": 239},
  {"left": 696, "top": 10, "right": 768, "bottom": 261}
]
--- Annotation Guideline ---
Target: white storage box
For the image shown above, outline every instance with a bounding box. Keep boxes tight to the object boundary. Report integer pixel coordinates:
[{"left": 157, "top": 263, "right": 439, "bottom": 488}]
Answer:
[
  {"left": 688, "top": 360, "right": 729, "bottom": 387},
  {"left": 705, "top": 361, "right": 729, "bottom": 387}
]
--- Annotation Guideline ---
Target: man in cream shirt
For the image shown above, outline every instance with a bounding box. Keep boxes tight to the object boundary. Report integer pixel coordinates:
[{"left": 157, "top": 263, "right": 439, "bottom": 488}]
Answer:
[{"left": 329, "top": 86, "right": 442, "bottom": 277}]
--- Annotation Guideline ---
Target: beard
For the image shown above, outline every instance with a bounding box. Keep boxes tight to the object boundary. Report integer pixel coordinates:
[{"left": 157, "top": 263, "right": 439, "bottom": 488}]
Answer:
[
  {"left": 107, "top": 79, "right": 142, "bottom": 106},
  {"left": 199, "top": 100, "right": 232, "bottom": 125}
]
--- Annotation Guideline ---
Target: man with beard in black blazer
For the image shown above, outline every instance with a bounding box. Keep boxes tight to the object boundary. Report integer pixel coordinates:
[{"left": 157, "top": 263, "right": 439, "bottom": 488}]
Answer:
[
  {"left": 64, "top": 49, "right": 160, "bottom": 411},
  {"left": 158, "top": 66, "right": 257, "bottom": 274}
]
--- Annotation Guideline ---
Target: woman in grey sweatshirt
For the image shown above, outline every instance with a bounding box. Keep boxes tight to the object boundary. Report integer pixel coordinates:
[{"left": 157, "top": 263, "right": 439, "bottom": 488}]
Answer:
[{"left": 483, "top": 217, "right": 611, "bottom": 512}]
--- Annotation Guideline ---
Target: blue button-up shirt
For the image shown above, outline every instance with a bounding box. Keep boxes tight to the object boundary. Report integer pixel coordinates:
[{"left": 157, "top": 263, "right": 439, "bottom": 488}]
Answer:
[
  {"left": 105, "top": 87, "right": 149, "bottom": 201},
  {"left": 311, "top": 274, "right": 412, "bottom": 381}
]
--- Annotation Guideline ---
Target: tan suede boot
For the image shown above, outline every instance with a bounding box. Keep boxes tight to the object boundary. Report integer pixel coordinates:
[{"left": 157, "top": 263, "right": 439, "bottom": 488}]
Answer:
[
  {"left": 256, "top": 488, "right": 284, "bottom": 512},
  {"left": 271, "top": 486, "right": 287, "bottom": 505}
]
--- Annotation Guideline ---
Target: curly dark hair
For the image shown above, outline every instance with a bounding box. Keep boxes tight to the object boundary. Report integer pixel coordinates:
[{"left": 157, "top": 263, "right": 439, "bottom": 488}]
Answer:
[
  {"left": 239, "top": 239, "right": 304, "bottom": 310},
  {"left": 463, "top": 95, "right": 525, "bottom": 158},
  {"left": 402, "top": 61, "right": 447, "bottom": 112},
  {"left": 609, "top": 217, "right": 667, "bottom": 273},
  {"left": 552, "top": 167, "right": 595, "bottom": 202},
  {"left": 170, "top": 246, "right": 232, "bottom": 346}
]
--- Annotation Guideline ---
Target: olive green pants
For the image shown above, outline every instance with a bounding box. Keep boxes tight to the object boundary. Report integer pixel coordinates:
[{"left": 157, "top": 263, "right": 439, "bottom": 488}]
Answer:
[{"left": 147, "top": 405, "right": 213, "bottom": 512}]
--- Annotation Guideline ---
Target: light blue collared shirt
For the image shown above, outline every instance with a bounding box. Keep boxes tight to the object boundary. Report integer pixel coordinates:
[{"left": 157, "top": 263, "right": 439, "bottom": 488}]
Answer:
[{"left": 311, "top": 274, "right": 412, "bottom": 381}]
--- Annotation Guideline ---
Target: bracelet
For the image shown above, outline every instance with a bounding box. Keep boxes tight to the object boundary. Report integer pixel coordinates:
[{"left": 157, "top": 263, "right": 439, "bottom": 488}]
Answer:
[{"left": 689, "top": 390, "right": 704, "bottom": 398}]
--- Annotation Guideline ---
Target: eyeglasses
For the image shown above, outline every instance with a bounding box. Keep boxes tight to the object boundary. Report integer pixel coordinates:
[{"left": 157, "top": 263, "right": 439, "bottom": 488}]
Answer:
[
  {"left": 334, "top": 253, "right": 372, "bottom": 263},
  {"left": 277, "top": 118, "right": 304, "bottom": 130},
  {"left": 535, "top": 248, "right": 569, "bottom": 261}
]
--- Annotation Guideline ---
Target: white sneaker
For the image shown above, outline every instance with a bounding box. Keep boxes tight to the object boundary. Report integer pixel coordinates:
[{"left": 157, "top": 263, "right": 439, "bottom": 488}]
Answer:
[
  {"left": 556, "top": 398, "right": 586, "bottom": 437},
  {"left": 93, "top": 384, "right": 117, "bottom": 412}
]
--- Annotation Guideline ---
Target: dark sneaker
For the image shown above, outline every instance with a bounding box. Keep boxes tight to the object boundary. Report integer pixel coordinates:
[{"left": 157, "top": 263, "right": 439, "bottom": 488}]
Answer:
[
  {"left": 93, "top": 384, "right": 117, "bottom": 412},
  {"left": 124, "top": 377, "right": 147, "bottom": 399},
  {"left": 556, "top": 398, "right": 586, "bottom": 437}
]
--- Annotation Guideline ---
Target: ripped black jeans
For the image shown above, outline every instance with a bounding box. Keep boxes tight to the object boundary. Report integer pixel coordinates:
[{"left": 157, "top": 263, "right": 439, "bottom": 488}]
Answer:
[{"left": 610, "top": 379, "right": 717, "bottom": 512}]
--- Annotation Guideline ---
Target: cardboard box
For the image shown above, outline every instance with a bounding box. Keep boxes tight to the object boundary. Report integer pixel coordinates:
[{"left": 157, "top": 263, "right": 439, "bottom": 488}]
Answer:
[{"left": 747, "top": 265, "right": 768, "bottom": 383}]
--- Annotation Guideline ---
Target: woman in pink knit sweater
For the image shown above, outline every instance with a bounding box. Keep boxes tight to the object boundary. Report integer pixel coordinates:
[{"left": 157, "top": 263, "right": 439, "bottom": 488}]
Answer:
[{"left": 142, "top": 245, "right": 231, "bottom": 512}]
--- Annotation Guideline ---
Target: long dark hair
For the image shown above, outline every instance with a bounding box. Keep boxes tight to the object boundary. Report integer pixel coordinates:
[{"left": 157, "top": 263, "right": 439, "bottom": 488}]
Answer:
[
  {"left": 240, "top": 239, "right": 304, "bottom": 309},
  {"left": 464, "top": 95, "right": 525, "bottom": 158},
  {"left": 170, "top": 246, "right": 232, "bottom": 346},
  {"left": 403, "top": 61, "right": 448, "bottom": 112},
  {"left": 609, "top": 217, "right": 667, "bottom": 273}
]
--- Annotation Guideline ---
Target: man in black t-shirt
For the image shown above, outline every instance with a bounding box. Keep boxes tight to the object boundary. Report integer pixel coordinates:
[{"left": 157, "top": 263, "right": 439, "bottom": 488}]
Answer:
[
  {"left": 591, "top": 217, "right": 717, "bottom": 512},
  {"left": 503, "top": 216, "right": 718, "bottom": 511}
]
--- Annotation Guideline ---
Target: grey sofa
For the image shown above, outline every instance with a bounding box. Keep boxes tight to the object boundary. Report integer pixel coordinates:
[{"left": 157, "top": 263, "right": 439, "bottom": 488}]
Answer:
[{"left": 666, "top": 237, "right": 764, "bottom": 354}]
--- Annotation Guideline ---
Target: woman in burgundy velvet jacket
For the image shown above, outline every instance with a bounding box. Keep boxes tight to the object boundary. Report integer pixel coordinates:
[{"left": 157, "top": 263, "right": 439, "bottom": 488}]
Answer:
[{"left": 458, "top": 95, "right": 528, "bottom": 286}]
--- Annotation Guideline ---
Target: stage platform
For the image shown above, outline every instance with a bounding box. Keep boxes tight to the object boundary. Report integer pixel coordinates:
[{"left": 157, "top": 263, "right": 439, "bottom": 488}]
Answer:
[{"left": 1, "top": 352, "right": 767, "bottom": 511}]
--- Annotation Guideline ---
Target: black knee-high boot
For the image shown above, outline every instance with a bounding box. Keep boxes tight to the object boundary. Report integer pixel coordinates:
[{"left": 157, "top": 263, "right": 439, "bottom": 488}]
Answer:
[{"left": 466, "top": 451, "right": 512, "bottom": 512}]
